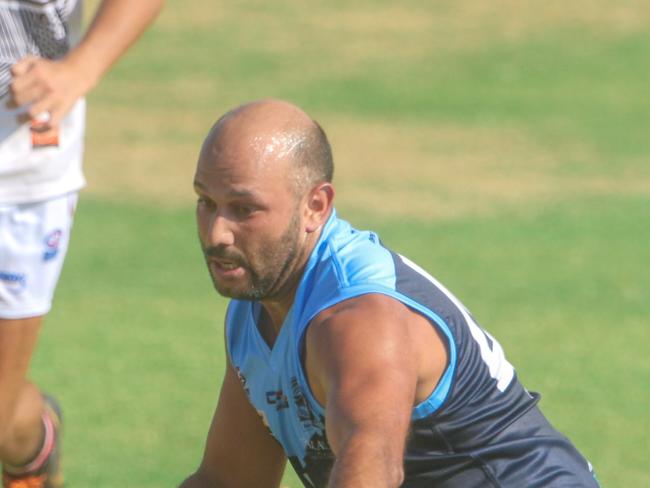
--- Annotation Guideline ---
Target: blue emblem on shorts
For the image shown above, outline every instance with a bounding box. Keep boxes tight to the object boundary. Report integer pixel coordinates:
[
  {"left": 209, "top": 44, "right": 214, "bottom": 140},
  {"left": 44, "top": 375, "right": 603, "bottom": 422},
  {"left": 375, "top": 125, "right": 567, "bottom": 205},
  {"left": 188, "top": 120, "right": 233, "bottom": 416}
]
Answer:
[
  {"left": 0, "top": 271, "right": 27, "bottom": 294},
  {"left": 43, "top": 230, "right": 63, "bottom": 261}
]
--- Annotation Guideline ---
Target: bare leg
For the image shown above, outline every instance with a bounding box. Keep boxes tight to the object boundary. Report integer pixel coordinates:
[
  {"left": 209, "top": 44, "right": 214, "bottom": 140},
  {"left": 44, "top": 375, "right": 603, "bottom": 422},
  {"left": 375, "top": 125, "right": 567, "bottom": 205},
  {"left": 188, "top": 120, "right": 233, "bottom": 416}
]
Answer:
[{"left": 0, "top": 316, "right": 46, "bottom": 466}]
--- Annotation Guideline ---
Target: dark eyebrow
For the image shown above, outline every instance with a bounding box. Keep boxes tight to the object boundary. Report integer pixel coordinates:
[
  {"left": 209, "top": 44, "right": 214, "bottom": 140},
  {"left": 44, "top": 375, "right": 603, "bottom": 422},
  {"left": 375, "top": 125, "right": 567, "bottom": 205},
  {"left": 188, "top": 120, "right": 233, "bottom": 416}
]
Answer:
[
  {"left": 227, "top": 188, "right": 258, "bottom": 199},
  {"left": 193, "top": 180, "right": 259, "bottom": 200}
]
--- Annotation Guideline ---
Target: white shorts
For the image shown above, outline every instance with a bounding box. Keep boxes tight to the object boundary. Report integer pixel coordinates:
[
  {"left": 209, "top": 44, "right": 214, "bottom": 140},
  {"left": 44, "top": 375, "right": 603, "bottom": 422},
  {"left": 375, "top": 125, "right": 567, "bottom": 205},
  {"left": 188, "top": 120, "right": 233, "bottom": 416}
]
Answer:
[{"left": 0, "top": 193, "right": 77, "bottom": 319}]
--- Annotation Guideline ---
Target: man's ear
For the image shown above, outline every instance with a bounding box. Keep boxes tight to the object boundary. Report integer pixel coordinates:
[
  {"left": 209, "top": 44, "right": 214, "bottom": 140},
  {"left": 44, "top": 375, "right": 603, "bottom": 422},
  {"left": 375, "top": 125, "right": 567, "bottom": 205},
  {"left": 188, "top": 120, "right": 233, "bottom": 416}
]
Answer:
[{"left": 304, "top": 182, "right": 334, "bottom": 233}]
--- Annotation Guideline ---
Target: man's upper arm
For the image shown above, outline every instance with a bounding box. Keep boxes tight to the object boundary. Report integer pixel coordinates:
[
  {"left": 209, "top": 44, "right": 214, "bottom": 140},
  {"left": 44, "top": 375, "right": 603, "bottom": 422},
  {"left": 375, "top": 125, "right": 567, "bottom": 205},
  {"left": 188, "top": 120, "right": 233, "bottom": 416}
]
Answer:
[
  {"left": 305, "top": 294, "right": 421, "bottom": 486},
  {"left": 187, "top": 360, "right": 286, "bottom": 488}
]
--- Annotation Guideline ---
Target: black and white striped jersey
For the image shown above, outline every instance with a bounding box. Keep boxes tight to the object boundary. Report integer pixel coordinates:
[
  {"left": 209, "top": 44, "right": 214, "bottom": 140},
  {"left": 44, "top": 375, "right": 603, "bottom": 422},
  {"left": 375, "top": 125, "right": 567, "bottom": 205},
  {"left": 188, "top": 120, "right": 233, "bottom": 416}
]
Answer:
[{"left": 0, "top": 1, "right": 86, "bottom": 204}]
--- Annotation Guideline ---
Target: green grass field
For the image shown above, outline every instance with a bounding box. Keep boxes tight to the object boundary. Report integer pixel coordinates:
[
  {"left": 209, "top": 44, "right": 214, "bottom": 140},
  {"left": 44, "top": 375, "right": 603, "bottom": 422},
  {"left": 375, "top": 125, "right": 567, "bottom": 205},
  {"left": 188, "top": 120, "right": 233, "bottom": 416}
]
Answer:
[{"left": 29, "top": 1, "right": 650, "bottom": 486}]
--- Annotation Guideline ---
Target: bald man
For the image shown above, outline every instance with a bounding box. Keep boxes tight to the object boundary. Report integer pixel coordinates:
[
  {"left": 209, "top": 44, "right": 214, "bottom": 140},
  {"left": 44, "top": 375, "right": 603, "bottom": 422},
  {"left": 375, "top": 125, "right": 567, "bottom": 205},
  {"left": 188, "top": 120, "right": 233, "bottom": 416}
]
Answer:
[{"left": 179, "top": 99, "right": 599, "bottom": 488}]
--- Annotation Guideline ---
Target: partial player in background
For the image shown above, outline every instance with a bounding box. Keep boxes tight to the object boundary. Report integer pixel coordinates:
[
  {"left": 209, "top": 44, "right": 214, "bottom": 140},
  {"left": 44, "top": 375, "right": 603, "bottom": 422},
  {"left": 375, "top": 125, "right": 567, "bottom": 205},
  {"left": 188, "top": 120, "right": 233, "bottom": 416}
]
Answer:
[{"left": 0, "top": 1, "right": 163, "bottom": 487}]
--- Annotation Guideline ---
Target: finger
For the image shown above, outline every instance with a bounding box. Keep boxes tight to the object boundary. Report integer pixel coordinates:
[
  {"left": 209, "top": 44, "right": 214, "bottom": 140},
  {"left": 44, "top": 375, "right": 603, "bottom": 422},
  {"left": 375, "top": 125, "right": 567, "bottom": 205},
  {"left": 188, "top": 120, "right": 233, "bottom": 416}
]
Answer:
[
  {"left": 16, "top": 111, "right": 32, "bottom": 125},
  {"left": 16, "top": 95, "right": 70, "bottom": 128},
  {"left": 35, "top": 95, "right": 71, "bottom": 131},
  {"left": 10, "top": 59, "right": 45, "bottom": 91},
  {"left": 7, "top": 79, "right": 48, "bottom": 108},
  {"left": 46, "top": 101, "right": 69, "bottom": 129},
  {"left": 9, "top": 58, "right": 51, "bottom": 105},
  {"left": 30, "top": 117, "right": 53, "bottom": 134},
  {"left": 16, "top": 107, "right": 51, "bottom": 129},
  {"left": 16, "top": 112, "right": 55, "bottom": 130},
  {"left": 10, "top": 55, "right": 38, "bottom": 77},
  {"left": 27, "top": 97, "right": 53, "bottom": 121}
]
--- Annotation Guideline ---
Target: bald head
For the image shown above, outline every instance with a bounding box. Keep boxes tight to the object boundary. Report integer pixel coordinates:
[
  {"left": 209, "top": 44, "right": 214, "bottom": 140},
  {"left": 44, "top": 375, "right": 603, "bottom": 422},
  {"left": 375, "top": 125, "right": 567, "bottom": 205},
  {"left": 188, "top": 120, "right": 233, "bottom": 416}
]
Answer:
[{"left": 200, "top": 99, "right": 333, "bottom": 197}]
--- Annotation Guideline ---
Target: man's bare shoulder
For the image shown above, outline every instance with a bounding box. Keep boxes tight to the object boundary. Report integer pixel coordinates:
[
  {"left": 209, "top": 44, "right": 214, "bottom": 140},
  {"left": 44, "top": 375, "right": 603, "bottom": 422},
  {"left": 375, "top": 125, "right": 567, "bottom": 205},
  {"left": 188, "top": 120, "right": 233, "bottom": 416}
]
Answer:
[
  {"left": 312, "top": 293, "right": 407, "bottom": 327},
  {"left": 305, "top": 292, "right": 447, "bottom": 407}
]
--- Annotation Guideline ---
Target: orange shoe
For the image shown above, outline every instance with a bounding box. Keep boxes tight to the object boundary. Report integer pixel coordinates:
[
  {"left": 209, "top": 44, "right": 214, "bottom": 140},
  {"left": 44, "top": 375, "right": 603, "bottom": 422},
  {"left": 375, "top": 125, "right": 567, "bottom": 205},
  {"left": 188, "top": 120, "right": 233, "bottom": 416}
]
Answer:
[{"left": 1, "top": 472, "right": 48, "bottom": 488}]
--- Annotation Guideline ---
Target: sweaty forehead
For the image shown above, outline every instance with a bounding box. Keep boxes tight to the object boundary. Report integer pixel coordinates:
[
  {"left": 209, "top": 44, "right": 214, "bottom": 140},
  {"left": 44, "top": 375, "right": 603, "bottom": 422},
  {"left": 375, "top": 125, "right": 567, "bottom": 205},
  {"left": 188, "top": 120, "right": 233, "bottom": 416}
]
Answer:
[
  {"left": 195, "top": 100, "right": 316, "bottom": 199},
  {"left": 198, "top": 108, "right": 309, "bottom": 202},
  {"left": 203, "top": 127, "right": 300, "bottom": 170},
  {"left": 199, "top": 101, "right": 311, "bottom": 174}
]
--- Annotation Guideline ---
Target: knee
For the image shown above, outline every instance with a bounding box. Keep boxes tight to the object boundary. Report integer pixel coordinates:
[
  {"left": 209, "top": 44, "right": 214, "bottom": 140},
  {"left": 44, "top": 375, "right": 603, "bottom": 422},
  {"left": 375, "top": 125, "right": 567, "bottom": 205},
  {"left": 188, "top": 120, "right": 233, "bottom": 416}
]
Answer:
[
  {"left": 0, "top": 386, "right": 43, "bottom": 452},
  {"left": 0, "top": 411, "right": 43, "bottom": 454}
]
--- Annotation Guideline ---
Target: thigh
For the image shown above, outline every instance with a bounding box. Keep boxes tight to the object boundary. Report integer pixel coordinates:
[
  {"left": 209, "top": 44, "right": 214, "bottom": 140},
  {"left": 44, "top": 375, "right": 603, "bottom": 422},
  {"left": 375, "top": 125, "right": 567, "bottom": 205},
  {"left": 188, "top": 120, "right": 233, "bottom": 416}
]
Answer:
[{"left": 0, "top": 193, "right": 78, "bottom": 319}]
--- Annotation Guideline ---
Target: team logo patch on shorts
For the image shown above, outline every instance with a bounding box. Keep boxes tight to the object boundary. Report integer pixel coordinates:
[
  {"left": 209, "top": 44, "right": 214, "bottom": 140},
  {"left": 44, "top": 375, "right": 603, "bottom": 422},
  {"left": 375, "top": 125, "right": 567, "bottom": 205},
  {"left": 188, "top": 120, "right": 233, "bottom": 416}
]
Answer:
[
  {"left": 0, "top": 271, "right": 27, "bottom": 294},
  {"left": 43, "top": 230, "right": 63, "bottom": 261}
]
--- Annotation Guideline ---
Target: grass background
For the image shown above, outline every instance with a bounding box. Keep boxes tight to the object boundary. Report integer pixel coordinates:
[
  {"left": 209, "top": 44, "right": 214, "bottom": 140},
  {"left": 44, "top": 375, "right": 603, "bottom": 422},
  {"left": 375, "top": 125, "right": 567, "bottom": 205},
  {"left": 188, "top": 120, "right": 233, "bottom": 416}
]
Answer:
[{"left": 28, "top": 1, "right": 649, "bottom": 486}]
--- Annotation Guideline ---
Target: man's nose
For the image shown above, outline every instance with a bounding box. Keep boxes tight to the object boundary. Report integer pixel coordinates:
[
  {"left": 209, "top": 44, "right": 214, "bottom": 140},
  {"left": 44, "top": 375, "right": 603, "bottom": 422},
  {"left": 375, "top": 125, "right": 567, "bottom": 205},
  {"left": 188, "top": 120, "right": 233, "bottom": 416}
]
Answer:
[{"left": 208, "top": 211, "right": 235, "bottom": 247}]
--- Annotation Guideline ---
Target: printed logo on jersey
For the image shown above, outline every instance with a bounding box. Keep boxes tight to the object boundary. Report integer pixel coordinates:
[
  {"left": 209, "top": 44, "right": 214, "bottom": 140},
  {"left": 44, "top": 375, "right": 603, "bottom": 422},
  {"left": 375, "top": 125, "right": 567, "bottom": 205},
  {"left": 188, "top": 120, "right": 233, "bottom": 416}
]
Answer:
[
  {"left": 0, "top": 271, "right": 27, "bottom": 294},
  {"left": 266, "top": 390, "right": 289, "bottom": 411},
  {"left": 305, "top": 431, "right": 332, "bottom": 460},
  {"left": 286, "top": 377, "right": 333, "bottom": 487},
  {"left": 291, "top": 376, "right": 320, "bottom": 429},
  {"left": 43, "top": 229, "right": 62, "bottom": 261},
  {"left": 289, "top": 430, "right": 334, "bottom": 488}
]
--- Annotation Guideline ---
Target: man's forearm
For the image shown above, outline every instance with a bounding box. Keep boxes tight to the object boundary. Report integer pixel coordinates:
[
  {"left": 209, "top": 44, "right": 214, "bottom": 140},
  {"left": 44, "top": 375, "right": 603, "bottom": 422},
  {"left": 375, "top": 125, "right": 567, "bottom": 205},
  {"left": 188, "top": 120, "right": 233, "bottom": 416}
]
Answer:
[
  {"left": 65, "top": 0, "right": 164, "bottom": 88},
  {"left": 328, "top": 434, "right": 405, "bottom": 488},
  {"left": 178, "top": 471, "right": 223, "bottom": 488}
]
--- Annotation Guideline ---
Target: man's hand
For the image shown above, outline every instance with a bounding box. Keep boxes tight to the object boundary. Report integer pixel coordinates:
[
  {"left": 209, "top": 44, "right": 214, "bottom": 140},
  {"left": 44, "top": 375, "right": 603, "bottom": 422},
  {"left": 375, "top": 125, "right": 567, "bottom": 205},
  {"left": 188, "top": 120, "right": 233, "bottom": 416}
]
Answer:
[
  {"left": 7, "top": 55, "right": 96, "bottom": 130},
  {"left": 6, "top": 0, "right": 164, "bottom": 132}
]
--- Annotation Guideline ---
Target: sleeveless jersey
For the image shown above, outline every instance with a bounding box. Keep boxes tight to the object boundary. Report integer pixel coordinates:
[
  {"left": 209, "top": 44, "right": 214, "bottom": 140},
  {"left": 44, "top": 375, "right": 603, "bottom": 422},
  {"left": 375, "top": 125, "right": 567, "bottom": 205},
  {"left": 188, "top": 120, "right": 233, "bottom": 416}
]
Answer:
[
  {"left": 226, "top": 210, "right": 599, "bottom": 487},
  {"left": 0, "top": 0, "right": 85, "bottom": 204}
]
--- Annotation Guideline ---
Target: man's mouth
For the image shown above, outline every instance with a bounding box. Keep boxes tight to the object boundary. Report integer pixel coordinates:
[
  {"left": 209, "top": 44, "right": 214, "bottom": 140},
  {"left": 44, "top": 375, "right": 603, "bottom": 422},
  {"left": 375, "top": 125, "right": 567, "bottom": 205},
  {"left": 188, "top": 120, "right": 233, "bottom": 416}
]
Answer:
[
  {"left": 214, "top": 259, "right": 240, "bottom": 271},
  {"left": 209, "top": 258, "right": 247, "bottom": 279}
]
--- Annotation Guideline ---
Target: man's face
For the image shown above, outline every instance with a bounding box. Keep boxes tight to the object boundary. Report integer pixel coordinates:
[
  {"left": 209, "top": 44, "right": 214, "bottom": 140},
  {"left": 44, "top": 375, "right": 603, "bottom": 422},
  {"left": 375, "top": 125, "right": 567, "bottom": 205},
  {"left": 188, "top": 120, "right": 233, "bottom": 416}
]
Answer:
[{"left": 194, "top": 127, "right": 306, "bottom": 301}]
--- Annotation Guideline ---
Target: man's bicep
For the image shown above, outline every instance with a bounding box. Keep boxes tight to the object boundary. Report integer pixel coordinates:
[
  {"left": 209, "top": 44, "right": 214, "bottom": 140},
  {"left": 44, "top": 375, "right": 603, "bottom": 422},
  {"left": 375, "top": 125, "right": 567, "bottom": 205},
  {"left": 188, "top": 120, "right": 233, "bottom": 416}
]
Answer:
[
  {"left": 309, "top": 296, "right": 419, "bottom": 455},
  {"left": 324, "top": 345, "right": 416, "bottom": 457},
  {"left": 195, "top": 361, "right": 286, "bottom": 487}
]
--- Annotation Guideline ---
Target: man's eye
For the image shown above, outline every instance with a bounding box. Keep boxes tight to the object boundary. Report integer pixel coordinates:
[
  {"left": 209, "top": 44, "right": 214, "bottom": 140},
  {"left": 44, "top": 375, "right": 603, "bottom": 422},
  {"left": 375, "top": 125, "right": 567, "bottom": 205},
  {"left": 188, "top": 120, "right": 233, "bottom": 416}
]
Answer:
[
  {"left": 232, "top": 205, "right": 254, "bottom": 217},
  {"left": 197, "top": 197, "right": 215, "bottom": 208}
]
